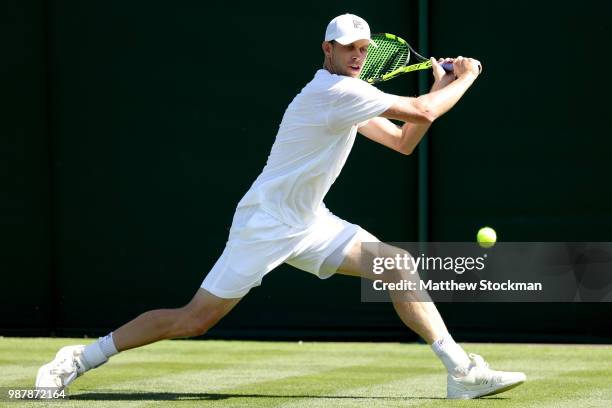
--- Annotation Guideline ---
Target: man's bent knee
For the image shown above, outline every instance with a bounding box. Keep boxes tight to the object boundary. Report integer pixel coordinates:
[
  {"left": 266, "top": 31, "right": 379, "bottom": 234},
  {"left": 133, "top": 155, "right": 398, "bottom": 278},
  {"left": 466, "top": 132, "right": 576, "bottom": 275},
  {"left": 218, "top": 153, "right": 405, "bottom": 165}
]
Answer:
[
  {"left": 174, "top": 289, "right": 241, "bottom": 338},
  {"left": 175, "top": 308, "right": 224, "bottom": 337}
]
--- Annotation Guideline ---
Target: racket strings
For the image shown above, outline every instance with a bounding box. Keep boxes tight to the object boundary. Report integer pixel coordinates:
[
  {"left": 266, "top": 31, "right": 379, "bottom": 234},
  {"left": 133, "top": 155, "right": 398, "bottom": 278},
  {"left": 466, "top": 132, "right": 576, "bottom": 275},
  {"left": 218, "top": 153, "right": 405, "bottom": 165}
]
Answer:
[
  {"left": 360, "top": 34, "right": 409, "bottom": 81},
  {"left": 378, "top": 50, "right": 399, "bottom": 76}
]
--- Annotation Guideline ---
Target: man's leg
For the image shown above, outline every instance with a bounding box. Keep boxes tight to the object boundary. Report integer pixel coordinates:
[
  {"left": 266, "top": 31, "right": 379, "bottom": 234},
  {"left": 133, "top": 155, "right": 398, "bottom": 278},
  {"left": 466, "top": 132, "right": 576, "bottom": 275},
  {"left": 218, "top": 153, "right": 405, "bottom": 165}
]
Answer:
[
  {"left": 113, "top": 288, "right": 240, "bottom": 351},
  {"left": 36, "top": 288, "right": 240, "bottom": 391},
  {"left": 335, "top": 235, "right": 469, "bottom": 366},
  {"left": 334, "top": 231, "right": 525, "bottom": 399}
]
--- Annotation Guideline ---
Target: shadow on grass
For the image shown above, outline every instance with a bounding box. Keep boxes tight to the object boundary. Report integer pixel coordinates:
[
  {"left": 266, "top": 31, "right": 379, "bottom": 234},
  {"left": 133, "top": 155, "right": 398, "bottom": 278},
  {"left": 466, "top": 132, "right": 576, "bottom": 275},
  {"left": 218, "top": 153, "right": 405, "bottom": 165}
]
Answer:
[{"left": 70, "top": 391, "right": 507, "bottom": 401}]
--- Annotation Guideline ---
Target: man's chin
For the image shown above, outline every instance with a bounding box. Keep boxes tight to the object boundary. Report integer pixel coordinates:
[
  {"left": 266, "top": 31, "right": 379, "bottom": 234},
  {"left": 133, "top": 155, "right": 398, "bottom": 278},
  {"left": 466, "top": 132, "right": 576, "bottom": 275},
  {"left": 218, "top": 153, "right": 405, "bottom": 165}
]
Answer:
[
  {"left": 346, "top": 70, "right": 361, "bottom": 78},
  {"left": 332, "top": 67, "right": 361, "bottom": 78}
]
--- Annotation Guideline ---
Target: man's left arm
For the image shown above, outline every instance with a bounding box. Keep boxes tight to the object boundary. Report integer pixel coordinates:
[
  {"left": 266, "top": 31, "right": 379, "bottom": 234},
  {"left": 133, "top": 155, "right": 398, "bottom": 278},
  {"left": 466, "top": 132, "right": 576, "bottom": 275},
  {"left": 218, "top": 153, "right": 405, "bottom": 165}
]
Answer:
[{"left": 358, "top": 117, "right": 430, "bottom": 156}]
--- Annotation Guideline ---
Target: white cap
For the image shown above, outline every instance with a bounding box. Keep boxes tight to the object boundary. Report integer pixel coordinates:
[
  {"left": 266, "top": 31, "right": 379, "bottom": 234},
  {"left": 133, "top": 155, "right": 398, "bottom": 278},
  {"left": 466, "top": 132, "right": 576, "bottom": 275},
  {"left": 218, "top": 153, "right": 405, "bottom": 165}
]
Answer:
[{"left": 324, "top": 14, "right": 374, "bottom": 46}]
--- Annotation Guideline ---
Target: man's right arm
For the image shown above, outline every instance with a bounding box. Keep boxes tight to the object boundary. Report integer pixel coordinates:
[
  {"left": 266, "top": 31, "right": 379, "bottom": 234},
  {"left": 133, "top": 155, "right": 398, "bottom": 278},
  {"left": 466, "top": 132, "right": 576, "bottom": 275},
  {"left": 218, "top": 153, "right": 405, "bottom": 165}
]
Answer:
[{"left": 381, "top": 56, "right": 481, "bottom": 124}]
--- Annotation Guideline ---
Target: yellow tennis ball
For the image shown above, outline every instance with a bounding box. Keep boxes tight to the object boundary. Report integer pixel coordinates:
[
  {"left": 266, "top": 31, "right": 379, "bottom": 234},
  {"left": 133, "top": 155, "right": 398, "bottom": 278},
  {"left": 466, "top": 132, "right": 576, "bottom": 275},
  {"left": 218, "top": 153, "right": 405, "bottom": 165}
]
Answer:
[{"left": 477, "top": 227, "right": 497, "bottom": 248}]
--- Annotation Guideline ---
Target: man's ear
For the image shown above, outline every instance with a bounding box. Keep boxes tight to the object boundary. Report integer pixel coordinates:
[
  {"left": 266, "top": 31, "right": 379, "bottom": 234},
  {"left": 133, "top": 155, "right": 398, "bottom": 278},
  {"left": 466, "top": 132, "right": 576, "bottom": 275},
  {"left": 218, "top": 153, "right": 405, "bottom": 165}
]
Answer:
[{"left": 322, "top": 41, "right": 333, "bottom": 58}]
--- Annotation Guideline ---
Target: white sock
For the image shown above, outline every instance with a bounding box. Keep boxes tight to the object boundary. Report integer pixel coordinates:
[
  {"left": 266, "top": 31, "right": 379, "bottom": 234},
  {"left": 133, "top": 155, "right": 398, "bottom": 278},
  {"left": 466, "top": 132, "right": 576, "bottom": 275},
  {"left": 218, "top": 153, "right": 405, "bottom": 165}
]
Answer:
[
  {"left": 99, "top": 333, "right": 119, "bottom": 358},
  {"left": 431, "top": 333, "right": 471, "bottom": 375},
  {"left": 82, "top": 333, "right": 118, "bottom": 370}
]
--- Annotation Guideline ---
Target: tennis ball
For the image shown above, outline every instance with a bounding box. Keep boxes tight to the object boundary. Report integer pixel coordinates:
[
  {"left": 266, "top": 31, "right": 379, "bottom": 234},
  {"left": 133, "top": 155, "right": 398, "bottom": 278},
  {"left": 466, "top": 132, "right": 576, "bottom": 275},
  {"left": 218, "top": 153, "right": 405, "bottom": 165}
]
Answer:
[{"left": 477, "top": 227, "right": 497, "bottom": 248}]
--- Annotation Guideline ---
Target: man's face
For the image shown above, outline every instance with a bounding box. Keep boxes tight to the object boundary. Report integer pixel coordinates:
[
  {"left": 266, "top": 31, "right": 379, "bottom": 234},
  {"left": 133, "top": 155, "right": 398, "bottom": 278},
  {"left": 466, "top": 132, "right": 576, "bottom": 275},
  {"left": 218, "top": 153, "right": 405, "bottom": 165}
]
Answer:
[{"left": 323, "top": 39, "right": 370, "bottom": 78}]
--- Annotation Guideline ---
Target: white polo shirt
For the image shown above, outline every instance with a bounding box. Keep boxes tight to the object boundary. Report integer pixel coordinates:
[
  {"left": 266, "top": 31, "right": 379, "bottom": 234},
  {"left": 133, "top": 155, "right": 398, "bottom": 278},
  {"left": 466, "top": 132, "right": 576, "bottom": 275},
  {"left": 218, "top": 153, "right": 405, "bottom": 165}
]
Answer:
[{"left": 237, "top": 69, "right": 398, "bottom": 227}]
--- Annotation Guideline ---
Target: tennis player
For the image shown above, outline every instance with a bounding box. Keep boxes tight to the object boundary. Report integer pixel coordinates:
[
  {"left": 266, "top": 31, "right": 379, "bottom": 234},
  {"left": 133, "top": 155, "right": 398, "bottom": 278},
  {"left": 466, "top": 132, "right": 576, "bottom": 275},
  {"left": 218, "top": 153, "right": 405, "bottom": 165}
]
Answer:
[{"left": 36, "top": 13, "right": 525, "bottom": 399}]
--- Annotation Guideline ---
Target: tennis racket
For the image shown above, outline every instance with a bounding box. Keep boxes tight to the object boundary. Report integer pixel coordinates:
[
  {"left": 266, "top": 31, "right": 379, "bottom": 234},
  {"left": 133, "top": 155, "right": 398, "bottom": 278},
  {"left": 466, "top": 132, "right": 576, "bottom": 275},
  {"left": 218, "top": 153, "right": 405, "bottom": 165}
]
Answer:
[{"left": 360, "top": 33, "right": 454, "bottom": 84}]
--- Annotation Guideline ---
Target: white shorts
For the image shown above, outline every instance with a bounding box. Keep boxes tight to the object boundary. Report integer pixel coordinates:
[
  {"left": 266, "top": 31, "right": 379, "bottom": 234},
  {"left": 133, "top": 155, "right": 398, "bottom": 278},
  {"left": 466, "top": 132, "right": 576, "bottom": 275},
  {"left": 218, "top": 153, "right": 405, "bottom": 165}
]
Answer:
[{"left": 201, "top": 205, "right": 364, "bottom": 298}]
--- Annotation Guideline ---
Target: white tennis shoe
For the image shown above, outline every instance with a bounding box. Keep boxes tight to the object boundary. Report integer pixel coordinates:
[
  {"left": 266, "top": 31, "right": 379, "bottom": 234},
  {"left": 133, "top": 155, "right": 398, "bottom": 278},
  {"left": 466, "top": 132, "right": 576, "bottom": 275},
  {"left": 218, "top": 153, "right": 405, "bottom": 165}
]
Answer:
[
  {"left": 35, "top": 345, "right": 90, "bottom": 391},
  {"left": 447, "top": 353, "right": 526, "bottom": 399}
]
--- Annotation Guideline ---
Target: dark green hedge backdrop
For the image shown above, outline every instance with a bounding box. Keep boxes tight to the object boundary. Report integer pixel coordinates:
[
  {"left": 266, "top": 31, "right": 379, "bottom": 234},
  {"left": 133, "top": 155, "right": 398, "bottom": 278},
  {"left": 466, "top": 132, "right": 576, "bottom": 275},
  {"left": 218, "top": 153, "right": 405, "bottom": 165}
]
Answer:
[{"left": 2, "top": 0, "right": 611, "bottom": 342}]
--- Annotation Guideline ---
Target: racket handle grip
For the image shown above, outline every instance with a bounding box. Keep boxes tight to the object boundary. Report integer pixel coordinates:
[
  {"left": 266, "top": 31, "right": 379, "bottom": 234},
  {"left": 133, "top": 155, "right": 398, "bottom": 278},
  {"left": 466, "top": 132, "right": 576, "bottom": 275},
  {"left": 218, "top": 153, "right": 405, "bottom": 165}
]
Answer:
[
  {"left": 441, "top": 62, "right": 454, "bottom": 72},
  {"left": 440, "top": 61, "right": 482, "bottom": 73}
]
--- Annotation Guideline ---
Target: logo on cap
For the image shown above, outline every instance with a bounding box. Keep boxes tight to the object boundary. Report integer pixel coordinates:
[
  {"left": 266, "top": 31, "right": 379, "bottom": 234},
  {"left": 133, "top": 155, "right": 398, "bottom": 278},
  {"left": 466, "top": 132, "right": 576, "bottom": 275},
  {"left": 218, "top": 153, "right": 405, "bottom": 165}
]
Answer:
[{"left": 353, "top": 19, "right": 364, "bottom": 30}]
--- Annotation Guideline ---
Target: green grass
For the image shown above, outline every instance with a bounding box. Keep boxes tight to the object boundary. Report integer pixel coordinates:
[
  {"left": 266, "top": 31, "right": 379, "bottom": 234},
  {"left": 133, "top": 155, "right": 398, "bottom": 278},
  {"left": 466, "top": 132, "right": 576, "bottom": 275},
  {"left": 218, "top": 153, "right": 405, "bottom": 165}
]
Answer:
[{"left": 1, "top": 337, "right": 611, "bottom": 407}]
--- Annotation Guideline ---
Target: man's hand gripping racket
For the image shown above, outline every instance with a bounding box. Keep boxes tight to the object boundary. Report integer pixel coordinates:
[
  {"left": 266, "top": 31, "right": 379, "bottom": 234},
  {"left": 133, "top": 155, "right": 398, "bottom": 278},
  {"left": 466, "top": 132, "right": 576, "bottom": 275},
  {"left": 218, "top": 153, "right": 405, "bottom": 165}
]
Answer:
[{"left": 360, "top": 33, "right": 482, "bottom": 84}]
